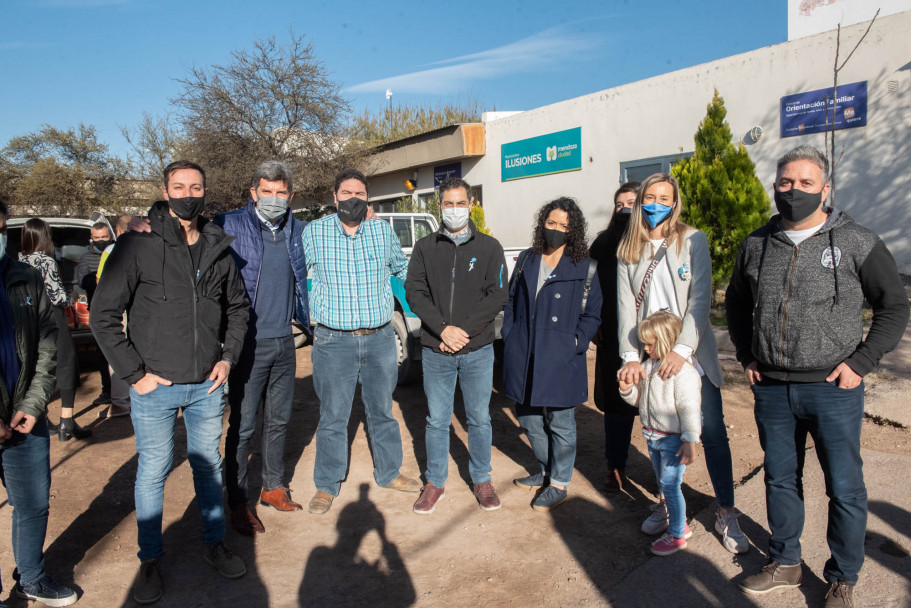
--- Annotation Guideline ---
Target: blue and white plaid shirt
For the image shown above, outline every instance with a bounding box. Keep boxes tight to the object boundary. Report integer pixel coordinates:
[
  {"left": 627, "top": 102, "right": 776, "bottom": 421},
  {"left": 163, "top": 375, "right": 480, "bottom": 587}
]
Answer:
[{"left": 302, "top": 214, "right": 408, "bottom": 330}]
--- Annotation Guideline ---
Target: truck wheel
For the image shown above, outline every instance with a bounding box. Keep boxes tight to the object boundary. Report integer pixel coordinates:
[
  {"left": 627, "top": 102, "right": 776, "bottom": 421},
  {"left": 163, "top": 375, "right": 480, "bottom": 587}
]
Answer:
[{"left": 391, "top": 311, "right": 418, "bottom": 385}]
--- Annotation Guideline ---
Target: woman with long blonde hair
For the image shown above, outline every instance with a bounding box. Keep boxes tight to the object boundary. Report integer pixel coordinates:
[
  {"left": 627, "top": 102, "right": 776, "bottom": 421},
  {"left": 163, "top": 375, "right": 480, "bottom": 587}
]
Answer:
[{"left": 616, "top": 173, "right": 746, "bottom": 555}]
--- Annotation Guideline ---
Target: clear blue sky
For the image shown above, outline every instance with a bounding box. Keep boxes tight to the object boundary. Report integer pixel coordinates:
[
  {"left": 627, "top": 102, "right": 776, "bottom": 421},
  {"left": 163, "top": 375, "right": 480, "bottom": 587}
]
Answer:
[{"left": 1, "top": 0, "right": 785, "bottom": 159}]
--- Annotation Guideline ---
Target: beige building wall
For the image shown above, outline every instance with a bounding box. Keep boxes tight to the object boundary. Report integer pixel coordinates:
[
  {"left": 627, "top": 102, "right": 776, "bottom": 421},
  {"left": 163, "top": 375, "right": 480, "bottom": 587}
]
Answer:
[{"left": 465, "top": 10, "right": 911, "bottom": 272}]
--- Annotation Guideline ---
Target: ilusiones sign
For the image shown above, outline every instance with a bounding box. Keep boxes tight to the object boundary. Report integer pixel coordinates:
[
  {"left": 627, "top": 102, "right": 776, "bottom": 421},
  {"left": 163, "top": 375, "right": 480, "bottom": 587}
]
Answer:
[
  {"left": 780, "top": 81, "right": 867, "bottom": 138},
  {"left": 501, "top": 127, "right": 582, "bottom": 182}
]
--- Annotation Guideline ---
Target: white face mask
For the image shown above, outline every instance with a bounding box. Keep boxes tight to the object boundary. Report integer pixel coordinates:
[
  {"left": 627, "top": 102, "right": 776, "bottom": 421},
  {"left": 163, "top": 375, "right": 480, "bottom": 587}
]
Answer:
[
  {"left": 441, "top": 207, "right": 470, "bottom": 231},
  {"left": 0, "top": 233, "right": 7, "bottom": 258}
]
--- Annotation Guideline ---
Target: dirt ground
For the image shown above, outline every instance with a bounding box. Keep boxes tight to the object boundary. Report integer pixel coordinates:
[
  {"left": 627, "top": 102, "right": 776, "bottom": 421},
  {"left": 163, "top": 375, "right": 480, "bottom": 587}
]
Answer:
[{"left": 0, "top": 344, "right": 909, "bottom": 608}]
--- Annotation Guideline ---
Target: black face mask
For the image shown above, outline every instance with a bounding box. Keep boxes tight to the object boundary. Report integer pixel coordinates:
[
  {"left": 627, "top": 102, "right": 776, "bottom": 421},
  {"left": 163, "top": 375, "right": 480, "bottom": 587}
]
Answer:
[
  {"left": 543, "top": 228, "right": 568, "bottom": 249},
  {"left": 92, "top": 239, "right": 113, "bottom": 252},
  {"left": 337, "top": 197, "right": 368, "bottom": 223},
  {"left": 168, "top": 195, "right": 206, "bottom": 220},
  {"left": 774, "top": 188, "right": 822, "bottom": 223}
]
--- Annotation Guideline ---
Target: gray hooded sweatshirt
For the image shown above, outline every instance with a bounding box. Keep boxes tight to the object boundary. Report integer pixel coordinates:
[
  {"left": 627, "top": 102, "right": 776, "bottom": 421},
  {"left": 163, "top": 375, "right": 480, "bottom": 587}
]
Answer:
[{"left": 726, "top": 208, "right": 909, "bottom": 382}]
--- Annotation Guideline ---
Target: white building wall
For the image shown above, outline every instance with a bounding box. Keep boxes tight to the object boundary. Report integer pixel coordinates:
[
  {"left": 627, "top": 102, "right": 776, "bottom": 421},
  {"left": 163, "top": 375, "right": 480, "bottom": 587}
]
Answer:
[
  {"left": 468, "top": 10, "right": 911, "bottom": 273},
  {"left": 787, "top": 0, "right": 911, "bottom": 40}
]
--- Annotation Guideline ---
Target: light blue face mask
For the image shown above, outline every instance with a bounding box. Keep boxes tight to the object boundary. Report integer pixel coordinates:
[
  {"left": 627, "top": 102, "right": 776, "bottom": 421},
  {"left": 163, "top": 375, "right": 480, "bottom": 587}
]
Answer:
[
  {"left": 641, "top": 202, "right": 674, "bottom": 228},
  {"left": 0, "top": 233, "right": 7, "bottom": 258}
]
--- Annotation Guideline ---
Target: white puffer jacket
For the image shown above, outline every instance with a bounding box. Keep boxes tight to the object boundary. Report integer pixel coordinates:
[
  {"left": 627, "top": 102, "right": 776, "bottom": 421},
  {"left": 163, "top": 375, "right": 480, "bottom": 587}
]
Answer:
[{"left": 620, "top": 358, "right": 702, "bottom": 443}]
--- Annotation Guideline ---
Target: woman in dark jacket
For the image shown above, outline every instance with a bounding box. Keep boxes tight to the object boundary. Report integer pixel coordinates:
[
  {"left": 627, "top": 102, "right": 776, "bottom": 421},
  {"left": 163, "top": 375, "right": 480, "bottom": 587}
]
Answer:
[
  {"left": 502, "top": 197, "right": 601, "bottom": 511},
  {"left": 18, "top": 218, "right": 91, "bottom": 441}
]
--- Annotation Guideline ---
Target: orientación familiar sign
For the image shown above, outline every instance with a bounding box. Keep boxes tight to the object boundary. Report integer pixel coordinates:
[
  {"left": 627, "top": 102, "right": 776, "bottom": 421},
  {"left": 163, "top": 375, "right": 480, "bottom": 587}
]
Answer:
[
  {"left": 501, "top": 127, "right": 582, "bottom": 181},
  {"left": 780, "top": 81, "right": 867, "bottom": 138}
]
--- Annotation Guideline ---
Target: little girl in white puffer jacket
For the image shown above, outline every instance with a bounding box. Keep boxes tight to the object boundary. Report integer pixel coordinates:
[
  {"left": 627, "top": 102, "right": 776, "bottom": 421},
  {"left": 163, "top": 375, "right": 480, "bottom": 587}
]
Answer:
[{"left": 619, "top": 311, "right": 702, "bottom": 556}]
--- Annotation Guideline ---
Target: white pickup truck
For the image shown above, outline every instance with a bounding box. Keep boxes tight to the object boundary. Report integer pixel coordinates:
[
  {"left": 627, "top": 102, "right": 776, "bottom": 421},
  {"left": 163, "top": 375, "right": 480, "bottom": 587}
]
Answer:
[{"left": 372, "top": 213, "right": 526, "bottom": 383}]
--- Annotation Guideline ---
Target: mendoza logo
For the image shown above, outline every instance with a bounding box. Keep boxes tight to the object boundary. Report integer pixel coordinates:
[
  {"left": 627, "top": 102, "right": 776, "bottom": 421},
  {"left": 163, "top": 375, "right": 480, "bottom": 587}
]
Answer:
[{"left": 546, "top": 146, "right": 557, "bottom": 161}]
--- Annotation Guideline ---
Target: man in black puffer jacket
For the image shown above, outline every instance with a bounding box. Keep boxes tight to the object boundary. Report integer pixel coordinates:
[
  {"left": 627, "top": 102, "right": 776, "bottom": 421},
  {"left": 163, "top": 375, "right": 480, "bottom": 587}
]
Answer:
[
  {"left": 90, "top": 161, "right": 250, "bottom": 605},
  {"left": 727, "top": 146, "right": 909, "bottom": 608}
]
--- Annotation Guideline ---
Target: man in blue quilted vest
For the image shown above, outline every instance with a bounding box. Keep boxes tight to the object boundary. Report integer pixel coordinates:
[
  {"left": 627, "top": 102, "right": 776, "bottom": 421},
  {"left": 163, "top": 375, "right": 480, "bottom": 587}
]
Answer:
[{"left": 214, "top": 160, "right": 310, "bottom": 536}]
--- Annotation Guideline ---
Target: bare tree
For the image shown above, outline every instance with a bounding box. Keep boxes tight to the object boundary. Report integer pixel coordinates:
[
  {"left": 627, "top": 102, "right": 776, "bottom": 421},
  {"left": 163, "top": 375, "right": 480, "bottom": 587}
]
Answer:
[
  {"left": 172, "top": 31, "right": 363, "bottom": 212},
  {"left": 119, "top": 112, "right": 183, "bottom": 181},
  {"left": 825, "top": 8, "right": 879, "bottom": 202}
]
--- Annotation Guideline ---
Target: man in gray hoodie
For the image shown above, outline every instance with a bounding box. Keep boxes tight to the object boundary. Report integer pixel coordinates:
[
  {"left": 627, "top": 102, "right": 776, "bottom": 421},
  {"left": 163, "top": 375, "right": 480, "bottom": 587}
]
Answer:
[{"left": 726, "top": 145, "right": 909, "bottom": 608}]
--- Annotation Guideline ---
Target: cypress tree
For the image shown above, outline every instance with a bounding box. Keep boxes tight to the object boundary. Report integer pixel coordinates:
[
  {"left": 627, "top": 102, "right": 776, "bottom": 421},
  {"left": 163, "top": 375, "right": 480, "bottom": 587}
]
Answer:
[{"left": 672, "top": 90, "right": 771, "bottom": 292}]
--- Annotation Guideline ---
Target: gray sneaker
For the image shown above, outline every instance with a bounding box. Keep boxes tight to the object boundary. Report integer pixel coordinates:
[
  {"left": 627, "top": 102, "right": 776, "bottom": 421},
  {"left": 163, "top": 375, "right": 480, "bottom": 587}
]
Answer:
[
  {"left": 532, "top": 485, "right": 567, "bottom": 511},
  {"left": 15, "top": 576, "right": 78, "bottom": 607},
  {"left": 514, "top": 471, "right": 546, "bottom": 491},
  {"left": 641, "top": 500, "right": 669, "bottom": 535},
  {"left": 132, "top": 559, "right": 163, "bottom": 605},
  {"left": 715, "top": 508, "right": 750, "bottom": 554},
  {"left": 739, "top": 561, "right": 802, "bottom": 595},
  {"left": 204, "top": 542, "right": 247, "bottom": 579}
]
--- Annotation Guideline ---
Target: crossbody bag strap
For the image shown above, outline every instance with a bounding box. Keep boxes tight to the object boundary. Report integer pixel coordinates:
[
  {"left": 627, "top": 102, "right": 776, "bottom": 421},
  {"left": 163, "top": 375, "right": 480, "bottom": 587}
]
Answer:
[
  {"left": 580, "top": 258, "right": 598, "bottom": 316},
  {"left": 634, "top": 238, "right": 669, "bottom": 312},
  {"left": 508, "top": 249, "right": 531, "bottom": 300}
]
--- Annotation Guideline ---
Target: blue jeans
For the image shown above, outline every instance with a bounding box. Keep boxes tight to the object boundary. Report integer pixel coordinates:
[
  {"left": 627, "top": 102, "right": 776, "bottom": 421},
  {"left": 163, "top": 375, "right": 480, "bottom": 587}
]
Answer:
[
  {"left": 130, "top": 379, "right": 226, "bottom": 561},
  {"left": 701, "top": 381, "right": 735, "bottom": 509},
  {"left": 647, "top": 433, "right": 687, "bottom": 538},
  {"left": 516, "top": 404, "right": 577, "bottom": 487},
  {"left": 422, "top": 345, "right": 494, "bottom": 488},
  {"left": 311, "top": 325, "right": 403, "bottom": 496},
  {"left": 752, "top": 379, "right": 866, "bottom": 584},
  {"left": 0, "top": 418, "right": 50, "bottom": 588},
  {"left": 225, "top": 335, "right": 296, "bottom": 507}
]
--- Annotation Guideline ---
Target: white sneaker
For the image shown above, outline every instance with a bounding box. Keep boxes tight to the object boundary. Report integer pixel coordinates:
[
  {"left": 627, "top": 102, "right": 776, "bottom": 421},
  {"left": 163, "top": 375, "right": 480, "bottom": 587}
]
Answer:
[
  {"left": 641, "top": 500, "right": 669, "bottom": 535},
  {"left": 715, "top": 508, "right": 750, "bottom": 554}
]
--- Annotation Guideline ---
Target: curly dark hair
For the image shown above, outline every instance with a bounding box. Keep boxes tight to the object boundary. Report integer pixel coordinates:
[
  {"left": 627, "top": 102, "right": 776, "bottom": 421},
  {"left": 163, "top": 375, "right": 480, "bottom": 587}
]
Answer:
[{"left": 531, "top": 197, "right": 589, "bottom": 263}]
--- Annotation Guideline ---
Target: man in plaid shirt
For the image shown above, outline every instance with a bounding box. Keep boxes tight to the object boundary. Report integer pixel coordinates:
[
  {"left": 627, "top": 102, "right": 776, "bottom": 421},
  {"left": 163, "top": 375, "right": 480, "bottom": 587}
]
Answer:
[{"left": 303, "top": 169, "right": 421, "bottom": 514}]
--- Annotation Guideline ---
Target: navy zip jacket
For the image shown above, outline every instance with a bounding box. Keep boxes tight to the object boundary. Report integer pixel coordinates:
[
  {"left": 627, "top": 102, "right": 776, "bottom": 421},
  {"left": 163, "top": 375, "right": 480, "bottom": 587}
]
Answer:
[{"left": 213, "top": 200, "right": 310, "bottom": 334}]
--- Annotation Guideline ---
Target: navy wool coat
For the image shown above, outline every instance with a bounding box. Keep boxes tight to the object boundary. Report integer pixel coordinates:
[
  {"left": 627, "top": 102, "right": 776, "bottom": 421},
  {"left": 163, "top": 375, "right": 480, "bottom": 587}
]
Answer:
[{"left": 502, "top": 249, "right": 602, "bottom": 407}]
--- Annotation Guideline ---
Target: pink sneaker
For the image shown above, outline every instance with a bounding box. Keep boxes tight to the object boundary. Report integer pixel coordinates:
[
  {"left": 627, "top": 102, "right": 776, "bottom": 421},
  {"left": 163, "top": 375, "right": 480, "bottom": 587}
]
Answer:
[{"left": 650, "top": 525, "right": 691, "bottom": 556}]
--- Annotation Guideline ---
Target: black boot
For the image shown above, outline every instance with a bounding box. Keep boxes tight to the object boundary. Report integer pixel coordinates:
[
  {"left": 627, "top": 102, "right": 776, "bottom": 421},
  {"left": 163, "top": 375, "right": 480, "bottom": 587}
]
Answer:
[{"left": 58, "top": 417, "right": 91, "bottom": 441}]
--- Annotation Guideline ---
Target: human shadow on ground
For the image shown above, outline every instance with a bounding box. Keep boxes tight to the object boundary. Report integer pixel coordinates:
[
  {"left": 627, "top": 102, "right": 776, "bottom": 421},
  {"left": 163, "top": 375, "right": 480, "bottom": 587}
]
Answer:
[
  {"left": 866, "top": 500, "right": 911, "bottom": 589},
  {"left": 38, "top": 404, "right": 150, "bottom": 599},
  {"left": 114, "top": 497, "right": 269, "bottom": 608},
  {"left": 552, "top": 494, "right": 802, "bottom": 607},
  {"left": 298, "top": 483, "right": 415, "bottom": 607}
]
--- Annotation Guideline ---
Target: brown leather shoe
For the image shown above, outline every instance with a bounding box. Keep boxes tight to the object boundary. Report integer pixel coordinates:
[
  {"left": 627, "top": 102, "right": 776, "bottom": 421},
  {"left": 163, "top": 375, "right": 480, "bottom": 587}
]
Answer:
[
  {"left": 472, "top": 481, "right": 502, "bottom": 511},
  {"left": 260, "top": 488, "right": 303, "bottom": 511},
  {"left": 413, "top": 483, "right": 445, "bottom": 514},
  {"left": 739, "top": 561, "right": 802, "bottom": 594},
  {"left": 230, "top": 506, "right": 264, "bottom": 536},
  {"left": 383, "top": 475, "right": 422, "bottom": 493},
  {"left": 308, "top": 491, "right": 334, "bottom": 515},
  {"left": 824, "top": 581, "right": 855, "bottom": 607}
]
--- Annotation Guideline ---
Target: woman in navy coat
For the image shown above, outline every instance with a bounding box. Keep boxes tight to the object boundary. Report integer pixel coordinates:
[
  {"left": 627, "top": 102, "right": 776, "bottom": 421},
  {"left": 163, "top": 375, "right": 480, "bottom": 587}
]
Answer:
[{"left": 502, "top": 197, "right": 602, "bottom": 511}]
